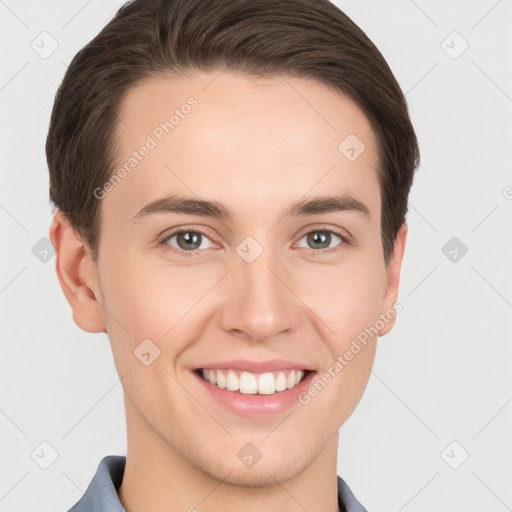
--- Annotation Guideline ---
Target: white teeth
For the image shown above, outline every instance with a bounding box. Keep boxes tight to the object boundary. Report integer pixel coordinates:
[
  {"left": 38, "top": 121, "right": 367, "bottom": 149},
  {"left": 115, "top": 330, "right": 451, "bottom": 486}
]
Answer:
[
  {"left": 216, "top": 371, "right": 227, "bottom": 389},
  {"left": 226, "top": 370, "right": 239, "bottom": 391},
  {"left": 239, "top": 372, "right": 258, "bottom": 394},
  {"left": 257, "top": 372, "right": 276, "bottom": 395},
  {"left": 275, "top": 372, "right": 287, "bottom": 392},
  {"left": 199, "top": 368, "right": 308, "bottom": 395}
]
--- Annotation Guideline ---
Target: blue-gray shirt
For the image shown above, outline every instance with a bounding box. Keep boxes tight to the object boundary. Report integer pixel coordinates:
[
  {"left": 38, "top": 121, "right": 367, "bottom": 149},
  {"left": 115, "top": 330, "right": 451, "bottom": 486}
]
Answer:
[{"left": 67, "top": 455, "right": 368, "bottom": 512}]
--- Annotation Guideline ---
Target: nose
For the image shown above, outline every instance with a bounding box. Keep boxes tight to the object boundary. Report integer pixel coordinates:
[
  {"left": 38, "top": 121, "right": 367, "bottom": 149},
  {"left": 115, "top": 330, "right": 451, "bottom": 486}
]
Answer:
[{"left": 218, "top": 246, "right": 302, "bottom": 342}]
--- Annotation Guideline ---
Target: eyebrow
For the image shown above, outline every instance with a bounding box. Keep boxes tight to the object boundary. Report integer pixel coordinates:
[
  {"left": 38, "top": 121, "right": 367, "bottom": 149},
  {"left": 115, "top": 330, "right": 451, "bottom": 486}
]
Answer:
[{"left": 131, "top": 193, "right": 370, "bottom": 222}]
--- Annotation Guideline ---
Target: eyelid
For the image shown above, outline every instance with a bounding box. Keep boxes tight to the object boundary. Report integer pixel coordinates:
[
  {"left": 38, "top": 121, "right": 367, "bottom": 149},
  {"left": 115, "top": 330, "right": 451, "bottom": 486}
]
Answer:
[
  {"left": 158, "top": 223, "right": 353, "bottom": 256},
  {"left": 157, "top": 225, "right": 218, "bottom": 247},
  {"left": 294, "top": 223, "right": 353, "bottom": 246}
]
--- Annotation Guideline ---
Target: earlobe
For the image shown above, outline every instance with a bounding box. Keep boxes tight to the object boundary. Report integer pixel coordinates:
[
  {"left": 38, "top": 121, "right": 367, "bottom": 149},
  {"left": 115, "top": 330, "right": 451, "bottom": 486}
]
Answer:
[
  {"left": 377, "top": 222, "right": 408, "bottom": 337},
  {"left": 49, "top": 210, "right": 106, "bottom": 333}
]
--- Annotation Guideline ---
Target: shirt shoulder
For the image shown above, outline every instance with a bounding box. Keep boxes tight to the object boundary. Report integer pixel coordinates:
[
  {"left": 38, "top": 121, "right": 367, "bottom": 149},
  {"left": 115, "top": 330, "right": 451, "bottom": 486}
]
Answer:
[
  {"left": 66, "top": 455, "right": 367, "bottom": 512},
  {"left": 66, "top": 455, "right": 126, "bottom": 512},
  {"left": 337, "top": 475, "right": 368, "bottom": 512}
]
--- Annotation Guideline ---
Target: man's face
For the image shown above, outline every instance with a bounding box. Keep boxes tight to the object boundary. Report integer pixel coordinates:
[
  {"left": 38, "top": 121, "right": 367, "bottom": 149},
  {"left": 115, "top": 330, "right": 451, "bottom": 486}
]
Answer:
[{"left": 74, "top": 71, "right": 405, "bottom": 485}]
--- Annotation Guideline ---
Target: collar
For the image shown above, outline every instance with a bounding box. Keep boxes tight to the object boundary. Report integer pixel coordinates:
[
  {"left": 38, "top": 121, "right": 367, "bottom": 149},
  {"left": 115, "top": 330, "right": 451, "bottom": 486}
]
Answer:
[{"left": 67, "top": 455, "right": 367, "bottom": 512}]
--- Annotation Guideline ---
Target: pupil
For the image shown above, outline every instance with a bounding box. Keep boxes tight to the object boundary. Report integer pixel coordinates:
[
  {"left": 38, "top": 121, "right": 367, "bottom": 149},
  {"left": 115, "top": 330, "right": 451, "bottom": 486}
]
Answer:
[
  {"left": 178, "top": 231, "right": 201, "bottom": 250},
  {"left": 175, "top": 231, "right": 331, "bottom": 251},
  {"left": 308, "top": 231, "right": 330, "bottom": 249}
]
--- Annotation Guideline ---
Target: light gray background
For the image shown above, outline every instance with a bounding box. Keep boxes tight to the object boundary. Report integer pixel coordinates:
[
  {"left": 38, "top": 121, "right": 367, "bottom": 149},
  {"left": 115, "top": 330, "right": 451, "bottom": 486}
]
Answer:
[{"left": 1, "top": 1, "right": 511, "bottom": 511}]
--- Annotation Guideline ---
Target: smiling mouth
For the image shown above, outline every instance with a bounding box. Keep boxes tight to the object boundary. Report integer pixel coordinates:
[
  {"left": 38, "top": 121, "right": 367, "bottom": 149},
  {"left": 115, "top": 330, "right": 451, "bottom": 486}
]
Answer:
[{"left": 194, "top": 368, "right": 311, "bottom": 395}]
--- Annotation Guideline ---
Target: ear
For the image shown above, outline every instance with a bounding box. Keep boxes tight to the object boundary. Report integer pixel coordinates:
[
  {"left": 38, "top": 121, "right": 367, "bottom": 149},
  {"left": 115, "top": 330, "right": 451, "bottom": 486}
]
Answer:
[
  {"left": 49, "top": 210, "right": 106, "bottom": 333},
  {"left": 377, "top": 221, "right": 408, "bottom": 337}
]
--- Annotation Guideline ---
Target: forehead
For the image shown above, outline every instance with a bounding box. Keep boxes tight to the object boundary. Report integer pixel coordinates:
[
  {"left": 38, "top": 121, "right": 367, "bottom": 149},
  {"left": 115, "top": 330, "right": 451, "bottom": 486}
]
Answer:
[{"left": 109, "top": 71, "right": 381, "bottom": 223}]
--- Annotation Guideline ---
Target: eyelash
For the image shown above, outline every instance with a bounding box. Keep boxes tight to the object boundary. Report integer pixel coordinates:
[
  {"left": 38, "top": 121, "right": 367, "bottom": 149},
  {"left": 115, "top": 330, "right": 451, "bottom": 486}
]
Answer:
[{"left": 157, "top": 225, "right": 351, "bottom": 258}]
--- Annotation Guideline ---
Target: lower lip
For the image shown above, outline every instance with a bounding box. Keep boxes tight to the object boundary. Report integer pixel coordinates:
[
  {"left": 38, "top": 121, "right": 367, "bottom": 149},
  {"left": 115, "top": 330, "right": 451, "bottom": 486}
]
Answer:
[{"left": 193, "top": 370, "right": 316, "bottom": 417}]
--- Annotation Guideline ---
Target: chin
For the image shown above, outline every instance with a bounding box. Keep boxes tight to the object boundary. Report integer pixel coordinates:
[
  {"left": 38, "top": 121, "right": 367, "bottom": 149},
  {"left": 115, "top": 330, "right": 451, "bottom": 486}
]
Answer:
[
  {"left": 218, "top": 462, "right": 302, "bottom": 488},
  {"left": 197, "top": 447, "right": 306, "bottom": 488}
]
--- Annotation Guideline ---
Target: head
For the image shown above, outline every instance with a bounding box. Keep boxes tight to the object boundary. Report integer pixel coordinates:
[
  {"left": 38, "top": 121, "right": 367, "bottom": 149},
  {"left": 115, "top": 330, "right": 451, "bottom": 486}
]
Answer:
[{"left": 48, "top": 0, "right": 419, "bottom": 487}]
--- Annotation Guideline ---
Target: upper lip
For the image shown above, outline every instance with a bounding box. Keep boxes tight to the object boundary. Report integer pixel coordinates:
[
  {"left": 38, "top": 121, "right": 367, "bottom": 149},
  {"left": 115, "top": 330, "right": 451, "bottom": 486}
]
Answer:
[{"left": 196, "top": 359, "right": 315, "bottom": 373}]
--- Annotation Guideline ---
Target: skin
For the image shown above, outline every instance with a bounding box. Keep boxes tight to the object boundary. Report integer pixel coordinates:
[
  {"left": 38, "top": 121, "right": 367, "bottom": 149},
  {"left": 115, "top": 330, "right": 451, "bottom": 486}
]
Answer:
[{"left": 50, "top": 71, "right": 407, "bottom": 512}]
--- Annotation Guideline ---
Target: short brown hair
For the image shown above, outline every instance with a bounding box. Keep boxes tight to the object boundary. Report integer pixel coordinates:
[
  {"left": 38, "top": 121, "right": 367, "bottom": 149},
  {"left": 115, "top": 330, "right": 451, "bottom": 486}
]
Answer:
[{"left": 46, "top": 0, "right": 420, "bottom": 265}]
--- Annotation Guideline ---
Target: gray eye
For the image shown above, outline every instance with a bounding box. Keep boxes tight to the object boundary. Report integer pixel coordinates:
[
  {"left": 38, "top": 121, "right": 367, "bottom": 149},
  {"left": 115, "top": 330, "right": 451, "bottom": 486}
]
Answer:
[
  {"left": 297, "top": 230, "right": 342, "bottom": 250},
  {"left": 166, "top": 231, "right": 213, "bottom": 251}
]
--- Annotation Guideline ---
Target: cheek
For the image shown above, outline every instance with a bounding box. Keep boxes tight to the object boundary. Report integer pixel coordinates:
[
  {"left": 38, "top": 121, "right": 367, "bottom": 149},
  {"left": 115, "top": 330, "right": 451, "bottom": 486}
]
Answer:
[
  {"left": 299, "top": 268, "right": 382, "bottom": 421},
  {"left": 97, "top": 253, "right": 200, "bottom": 415},
  {"left": 98, "top": 249, "right": 219, "bottom": 351},
  {"left": 293, "top": 256, "right": 386, "bottom": 342}
]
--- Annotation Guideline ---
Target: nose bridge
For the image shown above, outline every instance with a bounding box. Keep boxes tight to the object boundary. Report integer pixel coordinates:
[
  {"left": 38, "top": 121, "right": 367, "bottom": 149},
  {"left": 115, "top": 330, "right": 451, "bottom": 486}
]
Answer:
[{"left": 219, "top": 238, "right": 299, "bottom": 340}]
